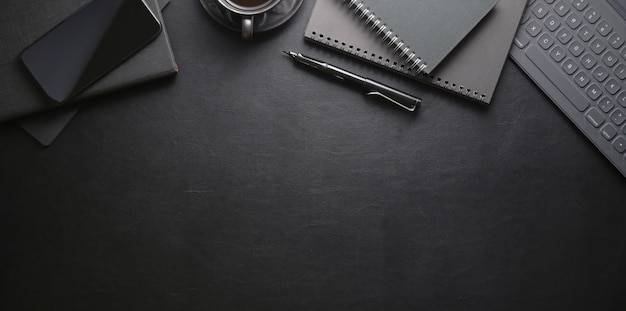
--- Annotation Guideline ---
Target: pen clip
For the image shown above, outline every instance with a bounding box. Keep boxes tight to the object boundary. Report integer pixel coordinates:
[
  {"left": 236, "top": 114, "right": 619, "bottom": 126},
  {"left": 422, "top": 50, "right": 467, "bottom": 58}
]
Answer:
[{"left": 366, "top": 91, "right": 417, "bottom": 112}]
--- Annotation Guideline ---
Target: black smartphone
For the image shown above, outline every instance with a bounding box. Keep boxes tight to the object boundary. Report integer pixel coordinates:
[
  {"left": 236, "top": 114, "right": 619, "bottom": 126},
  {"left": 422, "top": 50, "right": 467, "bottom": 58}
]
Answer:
[{"left": 20, "top": 0, "right": 162, "bottom": 104}]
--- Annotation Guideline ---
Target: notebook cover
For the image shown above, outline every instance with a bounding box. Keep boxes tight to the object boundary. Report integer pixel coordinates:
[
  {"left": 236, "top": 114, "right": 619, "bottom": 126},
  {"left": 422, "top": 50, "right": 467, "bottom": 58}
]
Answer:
[
  {"left": 16, "top": 0, "right": 175, "bottom": 146},
  {"left": 0, "top": 0, "right": 178, "bottom": 124},
  {"left": 357, "top": 0, "right": 500, "bottom": 74},
  {"left": 305, "top": 0, "right": 526, "bottom": 104}
]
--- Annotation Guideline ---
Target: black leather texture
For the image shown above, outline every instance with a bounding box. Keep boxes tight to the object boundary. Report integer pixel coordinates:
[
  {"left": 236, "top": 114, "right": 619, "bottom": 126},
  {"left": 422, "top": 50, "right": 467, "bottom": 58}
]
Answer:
[{"left": 1, "top": 0, "right": 625, "bottom": 309}]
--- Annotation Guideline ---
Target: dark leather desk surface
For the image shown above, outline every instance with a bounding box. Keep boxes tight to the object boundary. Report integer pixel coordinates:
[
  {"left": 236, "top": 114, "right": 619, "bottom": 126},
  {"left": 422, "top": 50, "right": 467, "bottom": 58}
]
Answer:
[{"left": 1, "top": 1, "right": 625, "bottom": 310}]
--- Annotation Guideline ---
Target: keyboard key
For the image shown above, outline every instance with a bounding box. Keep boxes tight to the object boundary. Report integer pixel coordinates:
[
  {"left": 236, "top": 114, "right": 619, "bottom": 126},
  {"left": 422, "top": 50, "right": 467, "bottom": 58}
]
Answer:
[
  {"left": 621, "top": 47, "right": 626, "bottom": 60},
  {"left": 586, "top": 108, "right": 605, "bottom": 127},
  {"left": 562, "top": 58, "right": 578, "bottom": 74},
  {"left": 572, "top": 0, "right": 588, "bottom": 11},
  {"left": 578, "top": 25, "right": 594, "bottom": 41},
  {"left": 545, "top": 0, "right": 555, "bottom": 4},
  {"left": 575, "top": 71, "right": 591, "bottom": 87},
  {"left": 619, "top": 91, "right": 626, "bottom": 108},
  {"left": 611, "top": 109, "right": 626, "bottom": 125},
  {"left": 550, "top": 46, "right": 566, "bottom": 62},
  {"left": 586, "top": 83, "right": 603, "bottom": 100},
  {"left": 596, "top": 20, "right": 612, "bottom": 36},
  {"left": 554, "top": 0, "right": 570, "bottom": 16},
  {"left": 557, "top": 28, "right": 573, "bottom": 44},
  {"left": 610, "top": 33, "right": 624, "bottom": 49},
  {"left": 601, "top": 124, "right": 618, "bottom": 140},
  {"left": 593, "top": 66, "right": 609, "bottom": 82},
  {"left": 545, "top": 15, "right": 561, "bottom": 32},
  {"left": 615, "top": 64, "right": 626, "bottom": 80},
  {"left": 539, "top": 33, "right": 554, "bottom": 49},
  {"left": 598, "top": 96, "right": 615, "bottom": 113},
  {"left": 602, "top": 51, "right": 618, "bottom": 67},
  {"left": 569, "top": 40, "right": 585, "bottom": 56},
  {"left": 613, "top": 137, "right": 626, "bottom": 153},
  {"left": 532, "top": 3, "right": 549, "bottom": 19},
  {"left": 526, "top": 46, "right": 590, "bottom": 111},
  {"left": 605, "top": 79, "right": 621, "bottom": 95},
  {"left": 526, "top": 21, "right": 542, "bottom": 37},
  {"left": 567, "top": 13, "right": 583, "bottom": 29},
  {"left": 581, "top": 53, "right": 597, "bottom": 69},
  {"left": 590, "top": 38, "right": 606, "bottom": 54},
  {"left": 584, "top": 8, "right": 600, "bottom": 24},
  {"left": 514, "top": 35, "right": 530, "bottom": 49}
]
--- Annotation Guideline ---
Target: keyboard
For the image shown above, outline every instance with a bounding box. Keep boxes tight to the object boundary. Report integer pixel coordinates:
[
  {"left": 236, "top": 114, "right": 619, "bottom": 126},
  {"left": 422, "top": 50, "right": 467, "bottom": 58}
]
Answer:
[{"left": 510, "top": 0, "right": 626, "bottom": 178}]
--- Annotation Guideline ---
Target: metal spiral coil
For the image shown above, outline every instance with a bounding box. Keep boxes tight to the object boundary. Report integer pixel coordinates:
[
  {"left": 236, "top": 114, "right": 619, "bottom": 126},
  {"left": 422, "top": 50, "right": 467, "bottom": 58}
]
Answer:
[{"left": 338, "top": 0, "right": 427, "bottom": 74}]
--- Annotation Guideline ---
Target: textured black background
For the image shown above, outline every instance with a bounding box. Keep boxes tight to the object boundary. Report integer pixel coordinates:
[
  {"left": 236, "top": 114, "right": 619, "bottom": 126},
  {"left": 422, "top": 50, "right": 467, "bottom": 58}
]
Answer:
[{"left": 1, "top": 0, "right": 625, "bottom": 310}]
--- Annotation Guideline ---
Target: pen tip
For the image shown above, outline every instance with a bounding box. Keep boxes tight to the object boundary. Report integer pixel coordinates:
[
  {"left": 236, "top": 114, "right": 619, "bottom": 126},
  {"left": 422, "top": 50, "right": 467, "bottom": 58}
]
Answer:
[{"left": 282, "top": 51, "right": 296, "bottom": 58}]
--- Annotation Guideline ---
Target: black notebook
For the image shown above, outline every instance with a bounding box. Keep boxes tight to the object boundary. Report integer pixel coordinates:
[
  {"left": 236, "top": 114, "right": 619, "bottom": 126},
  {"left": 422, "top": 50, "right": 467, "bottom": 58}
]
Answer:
[
  {"left": 15, "top": 0, "right": 175, "bottom": 146},
  {"left": 305, "top": 0, "right": 526, "bottom": 104},
  {"left": 0, "top": 0, "right": 177, "bottom": 124}
]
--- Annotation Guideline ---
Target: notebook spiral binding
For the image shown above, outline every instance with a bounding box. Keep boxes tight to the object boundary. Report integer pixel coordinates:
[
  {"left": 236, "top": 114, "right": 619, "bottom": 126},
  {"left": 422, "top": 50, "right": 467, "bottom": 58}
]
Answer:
[{"left": 337, "top": 0, "right": 428, "bottom": 75}]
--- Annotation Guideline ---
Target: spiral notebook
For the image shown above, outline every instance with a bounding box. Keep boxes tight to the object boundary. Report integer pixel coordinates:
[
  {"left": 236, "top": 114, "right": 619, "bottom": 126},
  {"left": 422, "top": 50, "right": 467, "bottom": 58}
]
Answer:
[
  {"left": 334, "top": 0, "right": 500, "bottom": 75},
  {"left": 305, "top": 0, "right": 526, "bottom": 104}
]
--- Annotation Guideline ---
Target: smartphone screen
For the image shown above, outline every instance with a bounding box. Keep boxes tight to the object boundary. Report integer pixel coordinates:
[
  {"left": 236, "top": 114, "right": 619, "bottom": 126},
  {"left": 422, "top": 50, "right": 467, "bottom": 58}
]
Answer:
[{"left": 20, "top": 0, "right": 162, "bottom": 104}]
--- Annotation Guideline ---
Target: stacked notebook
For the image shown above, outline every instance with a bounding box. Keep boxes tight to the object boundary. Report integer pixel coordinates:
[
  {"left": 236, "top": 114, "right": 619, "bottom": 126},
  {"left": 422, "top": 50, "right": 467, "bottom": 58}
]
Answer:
[
  {"left": 0, "top": 0, "right": 177, "bottom": 144},
  {"left": 305, "top": 0, "right": 526, "bottom": 104}
]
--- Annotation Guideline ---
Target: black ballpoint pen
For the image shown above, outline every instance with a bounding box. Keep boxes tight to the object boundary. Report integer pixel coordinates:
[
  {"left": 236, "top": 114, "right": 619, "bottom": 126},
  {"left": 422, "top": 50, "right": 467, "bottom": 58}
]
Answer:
[{"left": 283, "top": 51, "right": 421, "bottom": 112}]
